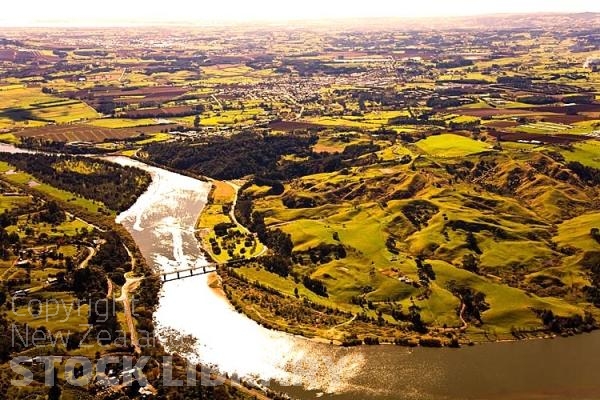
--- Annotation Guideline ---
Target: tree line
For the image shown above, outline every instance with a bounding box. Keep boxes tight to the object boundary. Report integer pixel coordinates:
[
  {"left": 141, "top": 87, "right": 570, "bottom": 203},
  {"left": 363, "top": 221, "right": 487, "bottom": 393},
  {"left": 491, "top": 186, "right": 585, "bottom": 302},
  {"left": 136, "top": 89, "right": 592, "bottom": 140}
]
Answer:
[{"left": 0, "top": 153, "right": 151, "bottom": 212}]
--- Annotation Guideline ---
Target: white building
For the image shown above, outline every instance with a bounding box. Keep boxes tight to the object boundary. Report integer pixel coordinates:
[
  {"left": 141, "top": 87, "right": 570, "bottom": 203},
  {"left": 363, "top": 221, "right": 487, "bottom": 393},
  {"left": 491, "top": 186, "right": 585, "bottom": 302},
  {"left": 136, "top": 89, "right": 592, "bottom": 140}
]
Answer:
[{"left": 584, "top": 57, "right": 600, "bottom": 70}]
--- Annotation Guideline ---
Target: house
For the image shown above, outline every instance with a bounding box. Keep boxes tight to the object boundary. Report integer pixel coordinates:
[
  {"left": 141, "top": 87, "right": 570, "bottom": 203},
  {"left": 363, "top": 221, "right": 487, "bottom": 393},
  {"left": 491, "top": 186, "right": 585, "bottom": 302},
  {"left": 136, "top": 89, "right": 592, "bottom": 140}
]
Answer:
[
  {"left": 584, "top": 57, "right": 600, "bottom": 71},
  {"left": 15, "top": 259, "right": 31, "bottom": 268},
  {"left": 46, "top": 277, "right": 58, "bottom": 286}
]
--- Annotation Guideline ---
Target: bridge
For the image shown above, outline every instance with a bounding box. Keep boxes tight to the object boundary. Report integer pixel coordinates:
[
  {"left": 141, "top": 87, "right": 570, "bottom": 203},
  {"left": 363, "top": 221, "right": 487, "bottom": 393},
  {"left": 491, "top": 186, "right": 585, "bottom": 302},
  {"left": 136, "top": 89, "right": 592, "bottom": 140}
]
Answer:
[
  {"left": 161, "top": 265, "right": 218, "bottom": 282},
  {"left": 160, "top": 258, "right": 253, "bottom": 282}
]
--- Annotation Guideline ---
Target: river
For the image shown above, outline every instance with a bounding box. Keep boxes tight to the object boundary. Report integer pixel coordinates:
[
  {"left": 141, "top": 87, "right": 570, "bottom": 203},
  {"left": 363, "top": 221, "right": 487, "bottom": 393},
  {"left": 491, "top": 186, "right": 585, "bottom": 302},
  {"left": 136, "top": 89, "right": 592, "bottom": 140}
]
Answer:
[
  {"left": 109, "top": 156, "right": 600, "bottom": 400},
  {"left": 2, "top": 144, "right": 600, "bottom": 400}
]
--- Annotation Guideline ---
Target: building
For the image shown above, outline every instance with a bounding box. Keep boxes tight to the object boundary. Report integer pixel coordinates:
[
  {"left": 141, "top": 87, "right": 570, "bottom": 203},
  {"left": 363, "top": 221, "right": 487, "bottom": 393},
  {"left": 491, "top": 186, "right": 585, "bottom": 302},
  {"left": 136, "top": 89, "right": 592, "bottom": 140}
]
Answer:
[{"left": 584, "top": 57, "right": 600, "bottom": 71}]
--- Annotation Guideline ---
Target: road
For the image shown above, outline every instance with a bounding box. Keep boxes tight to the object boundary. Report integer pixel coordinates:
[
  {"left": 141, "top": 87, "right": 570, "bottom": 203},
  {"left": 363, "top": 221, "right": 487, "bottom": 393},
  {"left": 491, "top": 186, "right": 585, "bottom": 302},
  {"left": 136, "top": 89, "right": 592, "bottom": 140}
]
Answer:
[
  {"left": 224, "top": 180, "right": 268, "bottom": 257},
  {"left": 116, "top": 245, "right": 143, "bottom": 354},
  {"left": 106, "top": 278, "right": 113, "bottom": 299},
  {"left": 78, "top": 246, "right": 96, "bottom": 269}
]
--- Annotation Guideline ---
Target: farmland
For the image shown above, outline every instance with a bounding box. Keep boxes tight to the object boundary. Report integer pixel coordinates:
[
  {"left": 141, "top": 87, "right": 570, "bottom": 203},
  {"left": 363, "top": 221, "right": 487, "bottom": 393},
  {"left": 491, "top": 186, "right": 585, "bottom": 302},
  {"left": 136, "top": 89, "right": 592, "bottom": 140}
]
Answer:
[{"left": 2, "top": 14, "right": 600, "bottom": 350}]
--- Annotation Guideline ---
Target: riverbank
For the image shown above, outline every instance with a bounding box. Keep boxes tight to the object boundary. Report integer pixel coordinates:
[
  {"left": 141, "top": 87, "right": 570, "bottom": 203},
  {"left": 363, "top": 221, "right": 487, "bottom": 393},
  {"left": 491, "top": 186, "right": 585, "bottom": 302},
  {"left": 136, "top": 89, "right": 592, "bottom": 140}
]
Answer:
[
  {"left": 218, "top": 265, "right": 471, "bottom": 348},
  {"left": 194, "top": 178, "right": 266, "bottom": 263},
  {"left": 93, "top": 154, "right": 600, "bottom": 400},
  {"left": 218, "top": 264, "right": 600, "bottom": 348},
  {"left": 185, "top": 174, "right": 594, "bottom": 349}
]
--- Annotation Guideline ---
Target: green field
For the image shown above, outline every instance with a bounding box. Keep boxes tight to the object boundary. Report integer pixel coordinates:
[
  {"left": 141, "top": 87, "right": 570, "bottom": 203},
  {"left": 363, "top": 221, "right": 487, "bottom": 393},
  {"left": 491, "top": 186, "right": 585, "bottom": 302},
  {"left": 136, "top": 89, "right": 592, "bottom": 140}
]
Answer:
[
  {"left": 0, "top": 162, "right": 108, "bottom": 214},
  {"left": 0, "top": 86, "right": 98, "bottom": 127},
  {"left": 416, "top": 134, "right": 492, "bottom": 157}
]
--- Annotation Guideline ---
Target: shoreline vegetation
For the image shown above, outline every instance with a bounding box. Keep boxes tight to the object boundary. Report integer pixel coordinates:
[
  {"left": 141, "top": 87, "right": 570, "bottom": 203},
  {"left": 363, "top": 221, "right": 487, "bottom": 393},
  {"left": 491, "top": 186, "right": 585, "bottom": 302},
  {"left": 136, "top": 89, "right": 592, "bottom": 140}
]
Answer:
[
  {"left": 190, "top": 182, "right": 598, "bottom": 349},
  {"left": 0, "top": 153, "right": 264, "bottom": 400},
  {"left": 218, "top": 265, "right": 594, "bottom": 348},
  {"left": 153, "top": 131, "right": 600, "bottom": 350}
]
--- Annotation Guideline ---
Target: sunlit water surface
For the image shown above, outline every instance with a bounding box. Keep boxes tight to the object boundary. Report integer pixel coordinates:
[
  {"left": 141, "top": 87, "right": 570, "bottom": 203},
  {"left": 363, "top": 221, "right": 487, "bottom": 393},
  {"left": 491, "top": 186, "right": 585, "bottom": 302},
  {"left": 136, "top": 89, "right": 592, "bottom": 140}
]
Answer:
[{"left": 0, "top": 144, "right": 594, "bottom": 400}]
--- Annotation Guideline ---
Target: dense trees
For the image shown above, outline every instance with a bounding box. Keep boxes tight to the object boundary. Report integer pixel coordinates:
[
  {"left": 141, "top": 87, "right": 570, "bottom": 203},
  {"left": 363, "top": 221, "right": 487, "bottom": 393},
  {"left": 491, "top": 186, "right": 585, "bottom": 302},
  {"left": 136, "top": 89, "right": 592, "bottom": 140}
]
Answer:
[
  {"left": 259, "top": 255, "right": 292, "bottom": 277},
  {"left": 591, "top": 228, "right": 600, "bottom": 244},
  {"left": 582, "top": 252, "right": 600, "bottom": 307},
  {"left": 145, "top": 132, "right": 318, "bottom": 180},
  {"left": 144, "top": 131, "right": 381, "bottom": 181},
  {"left": 450, "top": 285, "right": 489, "bottom": 325},
  {"left": 567, "top": 161, "right": 600, "bottom": 186},
  {"left": 462, "top": 254, "right": 480, "bottom": 273},
  {"left": 90, "top": 231, "right": 132, "bottom": 284},
  {"left": 302, "top": 276, "right": 328, "bottom": 297},
  {"left": 39, "top": 201, "right": 66, "bottom": 225},
  {"left": 72, "top": 266, "right": 108, "bottom": 300},
  {"left": 0, "top": 153, "right": 151, "bottom": 211},
  {"left": 538, "top": 309, "right": 595, "bottom": 334}
]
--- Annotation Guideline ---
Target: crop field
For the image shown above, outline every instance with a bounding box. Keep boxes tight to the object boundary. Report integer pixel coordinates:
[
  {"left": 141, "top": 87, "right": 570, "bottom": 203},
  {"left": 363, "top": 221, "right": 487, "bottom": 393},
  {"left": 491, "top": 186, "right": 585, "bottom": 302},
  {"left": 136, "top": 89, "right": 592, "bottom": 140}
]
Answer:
[
  {"left": 268, "top": 120, "right": 325, "bottom": 132},
  {"left": 86, "top": 118, "right": 165, "bottom": 129},
  {"left": 122, "top": 105, "right": 195, "bottom": 118},
  {"left": 200, "top": 64, "right": 275, "bottom": 85},
  {"left": 176, "top": 108, "right": 265, "bottom": 127},
  {"left": 0, "top": 86, "right": 98, "bottom": 128},
  {"left": 12, "top": 123, "right": 162, "bottom": 142},
  {"left": 66, "top": 85, "right": 191, "bottom": 109}
]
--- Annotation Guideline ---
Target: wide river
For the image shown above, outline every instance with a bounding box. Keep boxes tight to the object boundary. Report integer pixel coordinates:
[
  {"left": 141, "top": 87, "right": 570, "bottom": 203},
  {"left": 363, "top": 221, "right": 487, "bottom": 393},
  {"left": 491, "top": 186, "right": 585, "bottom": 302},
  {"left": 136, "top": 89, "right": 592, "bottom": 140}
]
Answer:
[
  {"left": 2, "top": 144, "right": 598, "bottom": 400},
  {"left": 108, "top": 156, "right": 600, "bottom": 400}
]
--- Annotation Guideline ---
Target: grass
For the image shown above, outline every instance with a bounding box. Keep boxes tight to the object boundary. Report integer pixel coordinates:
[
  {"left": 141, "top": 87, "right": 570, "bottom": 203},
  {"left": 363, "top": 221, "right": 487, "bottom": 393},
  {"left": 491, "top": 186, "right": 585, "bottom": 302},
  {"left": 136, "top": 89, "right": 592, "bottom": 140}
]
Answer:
[
  {"left": 197, "top": 180, "right": 264, "bottom": 263},
  {"left": 0, "top": 86, "right": 97, "bottom": 127},
  {"left": 559, "top": 142, "right": 600, "bottom": 169},
  {"left": 12, "top": 216, "right": 90, "bottom": 238},
  {"left": 246, "top": 147, "right": 600, "bottom": 340},
  {"left": 415, "top": 134, "right": 492, "bottom": 157},
  {"left": 430, "top": 260, "right": 581, "bottom": 335},
  {"left": 555, "top": 212, "right": 600, "bottom": 251},
  {"left": 0, "top": 194, "right": 31, "bottom": 212},
  {"left": 87, "top": 118, "right": 161, "bottom": 129},
  {"left": 0, "top": 132, "right": 21, "bottom": 144},
  {"left": 135, "top": 132, "right": 173, "bottom": 145},
  {"left": 212, "top": 180, "right": 236, "bottom": 203},
  {"left": 237, "top": 264, "right": 362, "bottom": 313},
  {"left": 11, "top": 290, "right": 91, "bottom": 333},
  {"left": 176, "top": 108, "right": 264, "bottom": 127},
  {"left": 0, "top": 161, "right": 111, "bottom": 215}
]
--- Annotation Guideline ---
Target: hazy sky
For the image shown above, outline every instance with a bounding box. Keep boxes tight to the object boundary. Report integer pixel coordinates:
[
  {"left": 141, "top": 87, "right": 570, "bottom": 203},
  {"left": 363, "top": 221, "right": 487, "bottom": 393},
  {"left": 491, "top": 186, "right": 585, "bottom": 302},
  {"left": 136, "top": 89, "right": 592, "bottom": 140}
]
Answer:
[{"left": 1, "top": 0, "right": 600, "bottom": 26}]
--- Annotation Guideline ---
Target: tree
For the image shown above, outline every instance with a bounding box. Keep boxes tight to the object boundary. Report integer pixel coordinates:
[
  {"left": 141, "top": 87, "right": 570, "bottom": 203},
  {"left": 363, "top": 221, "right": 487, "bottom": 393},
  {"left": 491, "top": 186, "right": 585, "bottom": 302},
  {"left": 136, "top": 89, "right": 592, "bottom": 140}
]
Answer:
[
  {"left": 462, "top": 254, "right": 480, "bottom": 273},
  {"left": 591, "top": 228, "right": 600, "bottom": 244},
  {"left": 41, "top": 201, "right": 66, "bottom": 225},
  {"left": 466, "top": 232, "right": 481, "bottom": 254},
  {"left": 193, "top": 114, "right": 201, "bottom": 129},
  {"left": 48, "top": 368, "right": 61, "bottom": 400}
]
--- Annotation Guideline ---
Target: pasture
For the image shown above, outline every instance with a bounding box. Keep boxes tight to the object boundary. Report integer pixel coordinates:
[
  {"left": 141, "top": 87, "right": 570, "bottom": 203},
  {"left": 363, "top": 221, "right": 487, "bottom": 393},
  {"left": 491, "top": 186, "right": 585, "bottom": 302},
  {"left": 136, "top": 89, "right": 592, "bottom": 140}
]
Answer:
[{"left": 416, "top": 133, "right": 492, "bottom": 157}]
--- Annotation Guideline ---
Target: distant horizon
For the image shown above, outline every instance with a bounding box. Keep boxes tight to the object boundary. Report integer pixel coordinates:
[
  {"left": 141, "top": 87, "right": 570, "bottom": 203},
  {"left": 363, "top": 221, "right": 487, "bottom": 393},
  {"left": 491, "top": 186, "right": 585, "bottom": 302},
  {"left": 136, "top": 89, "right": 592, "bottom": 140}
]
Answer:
[
  {"left": 1, "top": 11, "right": 600, "bottom": 29},
  {"left": 1, "top": 0, "right": 600, "bottom": 27}
]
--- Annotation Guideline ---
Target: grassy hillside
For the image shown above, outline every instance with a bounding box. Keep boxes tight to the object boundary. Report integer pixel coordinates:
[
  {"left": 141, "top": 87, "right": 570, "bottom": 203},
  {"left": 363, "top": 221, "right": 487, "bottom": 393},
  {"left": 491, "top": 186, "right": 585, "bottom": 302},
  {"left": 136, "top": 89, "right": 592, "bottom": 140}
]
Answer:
[{"left": 230, "top": 132, "right": 600, "bottom": 343}]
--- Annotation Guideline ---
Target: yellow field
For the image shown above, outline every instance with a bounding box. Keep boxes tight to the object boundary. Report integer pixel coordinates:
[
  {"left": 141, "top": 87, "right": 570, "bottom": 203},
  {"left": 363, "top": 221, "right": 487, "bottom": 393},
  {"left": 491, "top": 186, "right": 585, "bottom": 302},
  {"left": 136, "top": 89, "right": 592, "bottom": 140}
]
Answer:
[{"left": 0, "top": 86, "right": 98, "bottom": 127}]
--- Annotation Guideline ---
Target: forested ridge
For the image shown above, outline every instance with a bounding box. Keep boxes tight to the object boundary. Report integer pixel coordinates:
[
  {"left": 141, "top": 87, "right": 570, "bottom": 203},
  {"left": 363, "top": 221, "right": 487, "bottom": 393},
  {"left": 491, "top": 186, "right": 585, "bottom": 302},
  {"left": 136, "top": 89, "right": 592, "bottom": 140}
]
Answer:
[{"left": 144, "top": 131, "right": 380, "bottom": 180}]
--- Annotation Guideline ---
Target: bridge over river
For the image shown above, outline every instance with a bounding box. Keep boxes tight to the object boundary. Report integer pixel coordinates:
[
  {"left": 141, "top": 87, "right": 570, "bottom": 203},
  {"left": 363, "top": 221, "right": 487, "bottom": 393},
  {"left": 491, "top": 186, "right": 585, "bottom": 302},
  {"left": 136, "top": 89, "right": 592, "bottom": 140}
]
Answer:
[{"left": 160, "top": 259, "right": 250, "bottom": 282}]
